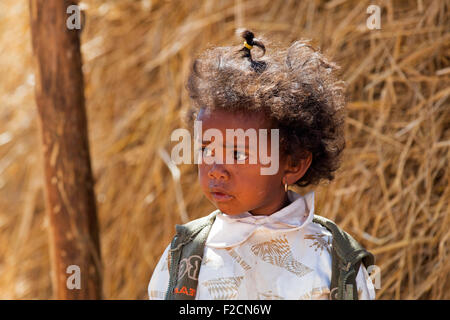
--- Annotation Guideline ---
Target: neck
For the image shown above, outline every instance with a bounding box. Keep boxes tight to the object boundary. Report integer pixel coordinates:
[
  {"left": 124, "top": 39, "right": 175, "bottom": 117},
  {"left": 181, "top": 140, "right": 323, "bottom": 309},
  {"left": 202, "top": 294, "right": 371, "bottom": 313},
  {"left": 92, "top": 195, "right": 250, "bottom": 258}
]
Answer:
[{"left": 249, "top": 191, "right": 290, "bottom": 216}]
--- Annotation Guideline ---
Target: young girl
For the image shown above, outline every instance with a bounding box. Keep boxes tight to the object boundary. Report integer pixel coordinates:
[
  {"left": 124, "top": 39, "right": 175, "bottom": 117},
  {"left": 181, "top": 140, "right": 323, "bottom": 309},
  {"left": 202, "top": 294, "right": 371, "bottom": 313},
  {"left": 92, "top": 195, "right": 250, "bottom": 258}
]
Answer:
[{"left": 148, "top": 30, "right": 375, "bottom": 300}]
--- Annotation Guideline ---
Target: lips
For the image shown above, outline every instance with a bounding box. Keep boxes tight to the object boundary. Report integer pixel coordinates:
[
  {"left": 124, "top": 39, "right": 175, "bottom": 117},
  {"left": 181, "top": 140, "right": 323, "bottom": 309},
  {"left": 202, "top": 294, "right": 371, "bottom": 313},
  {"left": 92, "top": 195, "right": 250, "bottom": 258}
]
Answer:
[{"left": 209, "top": 187, "right": 234, "bottom": 202}]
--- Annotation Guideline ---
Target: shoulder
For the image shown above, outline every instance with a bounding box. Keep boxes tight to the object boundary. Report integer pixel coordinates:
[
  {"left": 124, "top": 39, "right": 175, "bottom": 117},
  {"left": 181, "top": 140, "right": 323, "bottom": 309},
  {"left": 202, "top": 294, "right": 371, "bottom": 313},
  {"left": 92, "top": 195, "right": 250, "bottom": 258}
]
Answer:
[
  {"left": 176, "top": 210, "right": 219, "bottom": 233},
  {"left": 311, "top": 214, "right": 357, "bottom": 247},
  {"left": 302, "top": 217, "right": 333, "bottom": 256},
  {"left": 304, "top": 214, "right": 333, "bottom": 241},
  {"left": 311, "top": 214, "right": 341, "bottom": 235},
  {"left": 311, "top": 214, "right": 375, "bottom": 267},
  {"left": 181, "top": 209, "right": 219, "bottom": 228},
  {"left": 172, "top": 209, "right": 220, "bottom": 242}
]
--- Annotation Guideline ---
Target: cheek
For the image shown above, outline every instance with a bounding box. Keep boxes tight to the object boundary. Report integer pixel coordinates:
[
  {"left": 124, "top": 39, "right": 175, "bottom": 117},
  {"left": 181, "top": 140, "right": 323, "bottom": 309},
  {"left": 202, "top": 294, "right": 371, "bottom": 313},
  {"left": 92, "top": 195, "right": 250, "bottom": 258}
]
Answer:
[
  {"left": 197, "top": 165, "right": 208, "bottom": 185},
  {"left": 232, "top": 165, "right": 273, "bottom": 191},
  {"left": 238, "top": 165, "right": 282, "bottom": 189}
]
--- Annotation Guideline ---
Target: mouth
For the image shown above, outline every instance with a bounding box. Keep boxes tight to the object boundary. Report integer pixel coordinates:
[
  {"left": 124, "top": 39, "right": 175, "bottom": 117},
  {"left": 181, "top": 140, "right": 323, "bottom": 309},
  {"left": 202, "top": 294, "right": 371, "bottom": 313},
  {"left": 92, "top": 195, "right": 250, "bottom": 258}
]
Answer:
[{"left": 210, "top": 188, "right": 234, "bottom": 202}]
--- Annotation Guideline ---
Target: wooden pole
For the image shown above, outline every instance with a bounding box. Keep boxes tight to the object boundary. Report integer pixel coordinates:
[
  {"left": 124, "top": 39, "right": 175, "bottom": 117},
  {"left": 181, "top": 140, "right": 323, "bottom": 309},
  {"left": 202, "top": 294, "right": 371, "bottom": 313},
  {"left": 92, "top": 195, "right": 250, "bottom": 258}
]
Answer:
[{"left": 29, "top": 0, "right": 102, "bottom": 299}]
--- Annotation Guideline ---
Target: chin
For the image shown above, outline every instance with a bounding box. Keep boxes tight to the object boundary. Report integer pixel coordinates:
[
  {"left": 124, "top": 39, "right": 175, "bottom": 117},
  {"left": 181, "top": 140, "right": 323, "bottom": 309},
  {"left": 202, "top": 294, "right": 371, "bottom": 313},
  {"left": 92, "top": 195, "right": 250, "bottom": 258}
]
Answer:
[{"left": 214, "top": 203, "right": 244, "bottom": 215}]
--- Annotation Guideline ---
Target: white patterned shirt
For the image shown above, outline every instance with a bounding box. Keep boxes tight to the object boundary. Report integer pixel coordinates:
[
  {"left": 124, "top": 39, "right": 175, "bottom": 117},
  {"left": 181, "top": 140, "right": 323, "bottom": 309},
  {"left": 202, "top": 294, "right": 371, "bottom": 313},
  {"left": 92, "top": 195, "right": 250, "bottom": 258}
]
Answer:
[{"left": 148, "top": 190, "right": 376, "bottom": 300}]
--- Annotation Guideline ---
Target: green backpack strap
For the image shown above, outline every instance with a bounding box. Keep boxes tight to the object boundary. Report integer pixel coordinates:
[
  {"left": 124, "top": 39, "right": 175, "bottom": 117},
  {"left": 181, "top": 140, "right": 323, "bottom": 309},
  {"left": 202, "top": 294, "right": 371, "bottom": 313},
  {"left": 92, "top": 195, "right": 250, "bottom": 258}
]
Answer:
[
  {"left": 165, "top": 211, "right": 218, "bottom": 300},
  {"left": 313, "top": 215, "right": 375, "bottom": 300}
]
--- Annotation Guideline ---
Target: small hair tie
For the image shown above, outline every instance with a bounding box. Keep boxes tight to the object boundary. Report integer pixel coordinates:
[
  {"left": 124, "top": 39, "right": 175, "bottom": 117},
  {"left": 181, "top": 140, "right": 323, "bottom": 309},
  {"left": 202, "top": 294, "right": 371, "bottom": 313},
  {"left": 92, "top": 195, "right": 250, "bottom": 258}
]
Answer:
[{"left": 243, "top": 41, "right": 253, "bottom": 50}]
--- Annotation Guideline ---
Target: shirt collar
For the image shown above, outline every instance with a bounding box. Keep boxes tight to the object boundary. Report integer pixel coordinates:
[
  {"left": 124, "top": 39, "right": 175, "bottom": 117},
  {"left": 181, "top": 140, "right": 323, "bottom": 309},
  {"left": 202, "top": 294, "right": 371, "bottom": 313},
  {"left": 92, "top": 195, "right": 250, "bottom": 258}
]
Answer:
[{"left": 206, "top": 190, "right": 315, "bottom": 249}]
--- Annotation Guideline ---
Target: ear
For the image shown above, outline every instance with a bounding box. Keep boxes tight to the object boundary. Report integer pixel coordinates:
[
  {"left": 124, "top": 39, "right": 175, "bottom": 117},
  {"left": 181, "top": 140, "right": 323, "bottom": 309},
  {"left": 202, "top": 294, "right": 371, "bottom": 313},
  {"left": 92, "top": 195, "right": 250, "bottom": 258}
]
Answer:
[{"left": 283, "top": 152, "right": 312, "bottom": 186}]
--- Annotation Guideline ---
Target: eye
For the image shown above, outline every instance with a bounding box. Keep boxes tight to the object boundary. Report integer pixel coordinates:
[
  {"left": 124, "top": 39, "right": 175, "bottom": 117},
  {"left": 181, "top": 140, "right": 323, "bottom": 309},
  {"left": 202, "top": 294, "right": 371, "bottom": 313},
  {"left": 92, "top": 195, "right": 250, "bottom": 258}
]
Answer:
[
  {"left": 201, "top": 146, "right": 213, "bottom": 157},
  {"left": 233, "top": 150, "right": 248, "bottom": 161}
]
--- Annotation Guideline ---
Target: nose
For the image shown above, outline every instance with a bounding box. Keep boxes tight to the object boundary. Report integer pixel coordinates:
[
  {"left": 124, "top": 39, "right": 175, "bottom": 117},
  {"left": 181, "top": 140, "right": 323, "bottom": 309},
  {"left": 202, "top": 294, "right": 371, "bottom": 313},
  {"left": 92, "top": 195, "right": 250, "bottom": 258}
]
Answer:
[{"left": 208, "top": 163, "right": 230, "bottom": 180}]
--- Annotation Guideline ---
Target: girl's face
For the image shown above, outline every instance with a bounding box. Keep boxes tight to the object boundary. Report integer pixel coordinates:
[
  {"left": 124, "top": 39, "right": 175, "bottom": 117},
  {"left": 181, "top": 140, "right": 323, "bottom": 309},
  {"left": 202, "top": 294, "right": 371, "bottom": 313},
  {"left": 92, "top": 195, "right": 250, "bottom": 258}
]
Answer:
[{"left": 197, "top": 108, "right": 305, "bottom": 216}]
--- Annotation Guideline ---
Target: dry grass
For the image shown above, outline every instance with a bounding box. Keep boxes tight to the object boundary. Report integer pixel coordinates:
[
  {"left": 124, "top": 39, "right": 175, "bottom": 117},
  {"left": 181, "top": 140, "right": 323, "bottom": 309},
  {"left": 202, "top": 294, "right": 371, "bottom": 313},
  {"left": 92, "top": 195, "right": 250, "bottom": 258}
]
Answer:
[{"left": 0, "top": 0, "right": 448, "bottom": 299}]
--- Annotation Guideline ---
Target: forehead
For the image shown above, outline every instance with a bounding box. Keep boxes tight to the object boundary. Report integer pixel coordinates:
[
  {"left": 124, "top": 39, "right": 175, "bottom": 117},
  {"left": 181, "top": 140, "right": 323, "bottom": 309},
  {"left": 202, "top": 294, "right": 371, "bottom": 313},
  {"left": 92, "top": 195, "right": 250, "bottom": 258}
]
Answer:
[{"left": 196, "top": 108, "right": 272, "bottom": 130}]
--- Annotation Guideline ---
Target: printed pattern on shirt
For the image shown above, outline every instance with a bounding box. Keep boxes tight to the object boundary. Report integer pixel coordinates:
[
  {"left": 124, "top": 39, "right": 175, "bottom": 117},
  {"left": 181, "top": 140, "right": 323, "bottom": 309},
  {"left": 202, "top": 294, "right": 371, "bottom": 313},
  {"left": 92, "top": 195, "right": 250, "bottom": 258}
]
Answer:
[
  {"left": 250, "top": 236, "right": 313, "bottom": 277},
  {"left": 225, "top": 248, "right": 252, "bottom": 271},
  {"left": 304, "top": 232, "right": 332, "bottom": 255},
  {"left": 201, "top": 276, "right": 244, "bottom": 300},
  {"left": 257, "top": 290, "right": 284, "bottom": 300},
  {"left": 297, "top": 286, "right": 330, "bottom": 300}
]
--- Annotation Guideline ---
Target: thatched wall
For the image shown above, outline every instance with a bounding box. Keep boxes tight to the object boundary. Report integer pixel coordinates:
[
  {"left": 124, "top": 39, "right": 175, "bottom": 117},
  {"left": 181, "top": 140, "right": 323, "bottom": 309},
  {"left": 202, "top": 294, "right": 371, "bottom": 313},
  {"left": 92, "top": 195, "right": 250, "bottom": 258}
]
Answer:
[{"left": 0, "top": 0, "right": 448, "bottom": 299}]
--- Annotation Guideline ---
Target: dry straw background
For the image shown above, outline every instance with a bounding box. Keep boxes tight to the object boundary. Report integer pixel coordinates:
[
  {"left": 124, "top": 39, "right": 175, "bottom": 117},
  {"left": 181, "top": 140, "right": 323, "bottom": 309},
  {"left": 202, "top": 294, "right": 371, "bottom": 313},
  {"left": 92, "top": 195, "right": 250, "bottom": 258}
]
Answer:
[{"left": 0, "top": 0, "right": 449, "bottom": 299}]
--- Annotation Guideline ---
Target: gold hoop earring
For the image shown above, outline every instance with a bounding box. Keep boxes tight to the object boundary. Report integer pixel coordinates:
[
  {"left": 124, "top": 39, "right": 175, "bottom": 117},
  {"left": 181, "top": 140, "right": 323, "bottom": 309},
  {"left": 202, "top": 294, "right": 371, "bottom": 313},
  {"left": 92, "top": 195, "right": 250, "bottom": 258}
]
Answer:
[{"left": 284, "top": 180, "right": 288, "bottom": 192}]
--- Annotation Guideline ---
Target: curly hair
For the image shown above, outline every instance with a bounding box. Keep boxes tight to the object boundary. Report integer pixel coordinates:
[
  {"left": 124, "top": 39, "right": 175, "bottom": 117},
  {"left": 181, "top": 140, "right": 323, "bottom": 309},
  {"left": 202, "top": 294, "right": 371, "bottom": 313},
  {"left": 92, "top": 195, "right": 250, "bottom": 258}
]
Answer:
[{"left": 185, "top": 29, "right": 347, "bottom": 187}]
